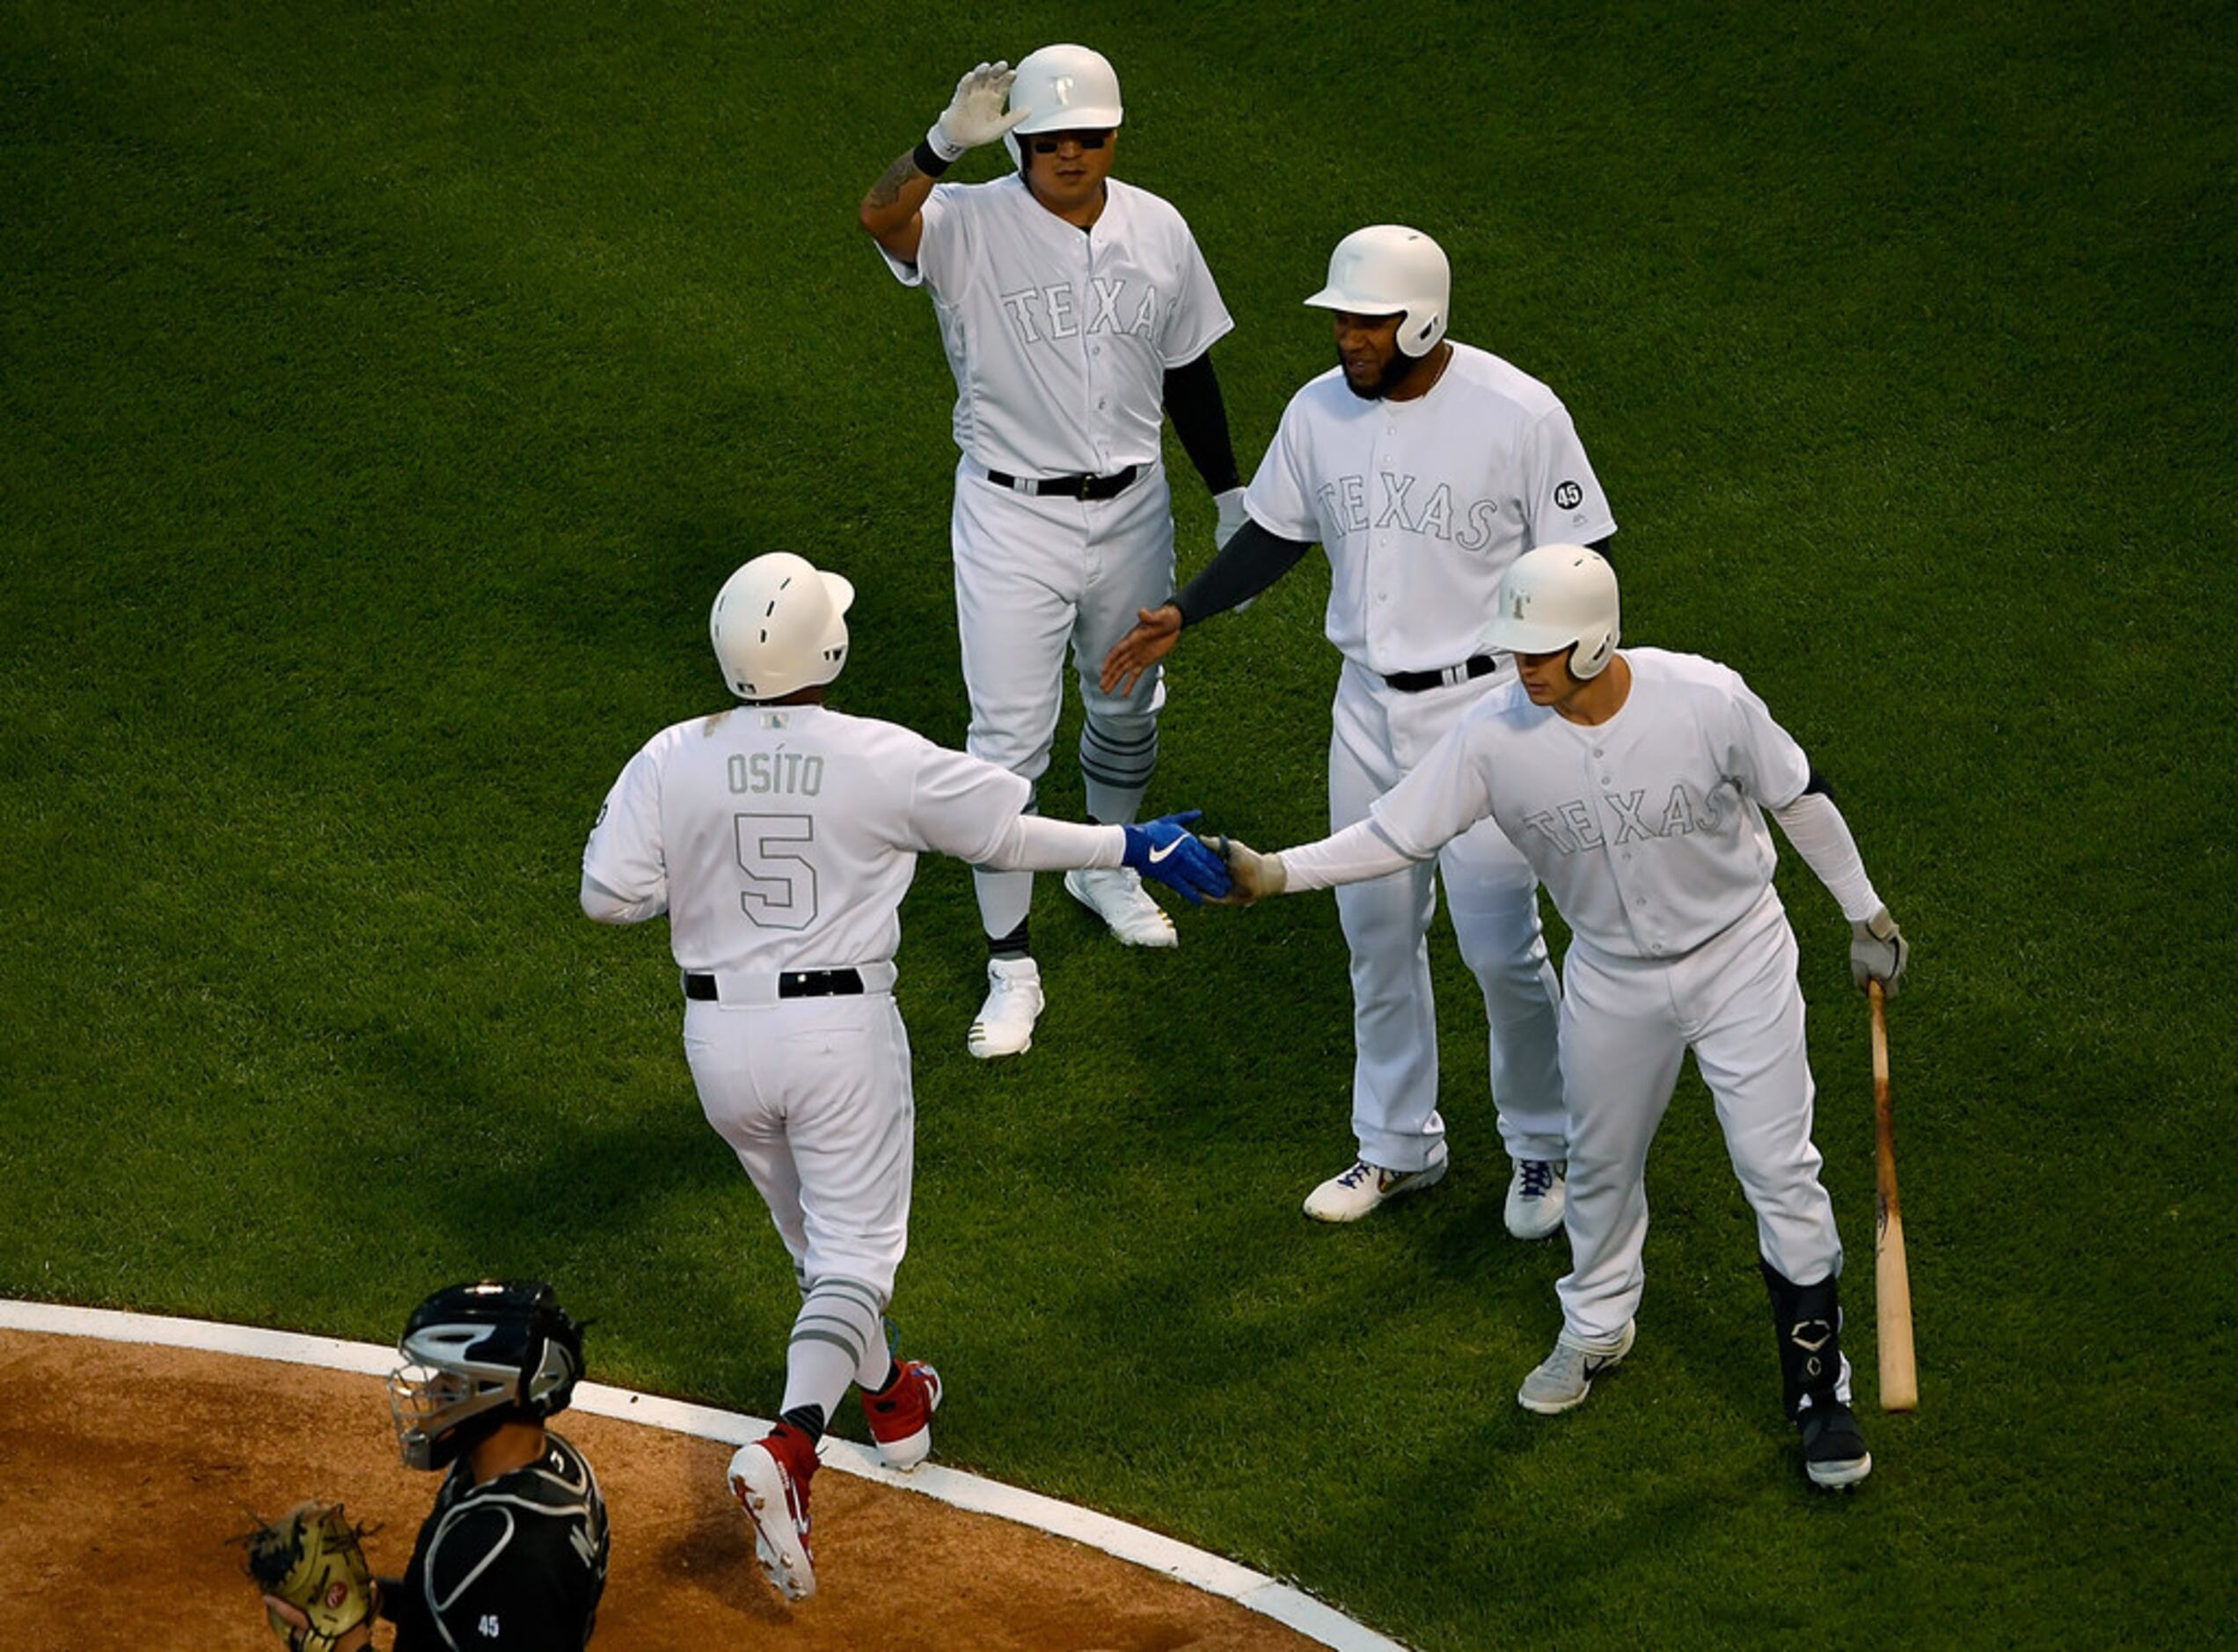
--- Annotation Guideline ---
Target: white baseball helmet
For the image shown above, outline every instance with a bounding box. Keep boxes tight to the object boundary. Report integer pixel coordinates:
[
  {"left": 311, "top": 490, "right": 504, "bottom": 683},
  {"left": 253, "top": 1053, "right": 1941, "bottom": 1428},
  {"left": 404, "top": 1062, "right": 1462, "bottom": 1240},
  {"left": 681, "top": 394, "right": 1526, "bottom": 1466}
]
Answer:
[
  {"left": 709, "top": 552, "right": 854, "bottom": 701},
  {"left": 1482, "top": 545, "right": 1620, "bottom": 678},
  {"left": 1305, "top": 225, "right": 1452, "bottom": 358},
  {"left": 1003, "top": 43, "right": 1123, "bottom": 169}
]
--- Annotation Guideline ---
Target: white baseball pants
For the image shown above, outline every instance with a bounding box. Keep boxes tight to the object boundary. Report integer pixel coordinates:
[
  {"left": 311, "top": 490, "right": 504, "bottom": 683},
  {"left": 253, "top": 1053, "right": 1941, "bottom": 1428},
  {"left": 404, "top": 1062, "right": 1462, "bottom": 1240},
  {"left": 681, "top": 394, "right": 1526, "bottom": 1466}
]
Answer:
[
  {"left": 1554, "top": 888, "right": 1847, "bottom": 1344},
  {"left": 950, "top": 458, "right": 1177, "bottom": 938},
  {"left": 683, "top": 991, "right": 915, "bottom": 1298},
  {"left": 949, "top": 457, "right": 1175, "bottom": 784},
  {"left": 1327, "top": 659, "right": 1568, "bottom": 1173}
]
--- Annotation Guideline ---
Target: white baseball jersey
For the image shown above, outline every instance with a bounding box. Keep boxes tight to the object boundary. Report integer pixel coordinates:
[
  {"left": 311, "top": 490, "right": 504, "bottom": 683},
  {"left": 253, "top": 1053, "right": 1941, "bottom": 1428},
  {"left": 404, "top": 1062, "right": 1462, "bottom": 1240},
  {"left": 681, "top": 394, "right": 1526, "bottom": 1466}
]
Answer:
[
  {"left": 1244, "top": 342, "right": 1617, "bottom": 676},
  {"left": 581, "top": 704, "right": 1032, "bottom": 974},
  {"left": 1365, "top": 648, "right": 1812, "bottom": 959},
  {"left": 878, "top": 174, "right": 1233, "bottom": 476}
]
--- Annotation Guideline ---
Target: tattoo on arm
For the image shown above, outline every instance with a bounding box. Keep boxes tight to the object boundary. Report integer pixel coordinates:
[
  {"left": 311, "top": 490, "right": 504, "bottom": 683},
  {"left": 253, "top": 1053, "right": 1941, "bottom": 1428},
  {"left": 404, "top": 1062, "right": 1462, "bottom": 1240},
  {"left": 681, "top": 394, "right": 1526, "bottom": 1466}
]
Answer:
[{"left": 867, "top": 151, "right": 919, "bottom": 209}]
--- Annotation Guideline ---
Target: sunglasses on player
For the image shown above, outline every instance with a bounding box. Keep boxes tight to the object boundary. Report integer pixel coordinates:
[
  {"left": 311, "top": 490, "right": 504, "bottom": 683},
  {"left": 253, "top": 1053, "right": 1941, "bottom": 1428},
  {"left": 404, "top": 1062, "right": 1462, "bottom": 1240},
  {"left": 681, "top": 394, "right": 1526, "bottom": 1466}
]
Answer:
[{"left": 1028, "top": 129, "right": 1112, "bottom": 153}]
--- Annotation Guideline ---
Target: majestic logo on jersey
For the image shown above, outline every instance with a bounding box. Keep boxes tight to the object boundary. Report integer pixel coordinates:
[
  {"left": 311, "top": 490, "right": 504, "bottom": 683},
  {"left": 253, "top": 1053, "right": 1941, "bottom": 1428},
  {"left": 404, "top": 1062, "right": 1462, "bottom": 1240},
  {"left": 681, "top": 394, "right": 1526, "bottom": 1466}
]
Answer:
[
  {"left": 1519, "top": 783, "right": 1731, "bottom": 854},
  {"left": 998, "top": 277, "right": 1160, "bottom": 345},
  {"left": 1554, "top": 480, "right": 1583, "bottom": 509},
  {"left": 1313, "top": 470, "right": 1515, "bottom": 553}
]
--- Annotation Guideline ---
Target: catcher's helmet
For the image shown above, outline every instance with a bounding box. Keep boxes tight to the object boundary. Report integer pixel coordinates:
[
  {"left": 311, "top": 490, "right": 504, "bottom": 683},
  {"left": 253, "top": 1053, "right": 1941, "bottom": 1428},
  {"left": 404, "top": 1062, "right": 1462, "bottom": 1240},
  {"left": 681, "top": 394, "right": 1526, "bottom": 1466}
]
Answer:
[
  {"left": 1003, "top": 43, "right": 1123, "bottom": 170},
  {"left": 1305, "top": 225, "right": 1452, "bottom": 358},
  {"left": 710, "top": 552, "right": 854, "bottom": 702},
  {"left": 386, "top": 1281, "right": 586, "bottom": 1471},
  {"left": 1481, "top": 545, "right": 1620, "bottom": 678}
]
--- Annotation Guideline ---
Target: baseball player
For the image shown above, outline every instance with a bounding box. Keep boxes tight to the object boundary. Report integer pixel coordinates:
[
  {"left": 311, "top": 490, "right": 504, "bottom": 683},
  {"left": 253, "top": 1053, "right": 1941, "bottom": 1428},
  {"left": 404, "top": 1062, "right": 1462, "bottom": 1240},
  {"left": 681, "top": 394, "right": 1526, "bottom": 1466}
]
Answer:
[
  {"left": 1210, "top": 546, "right": 1910, "bottom": 1489},
  {"left": 579, "top": 552, "right": 1227, "bottom": 1602},
  {"left": 1105, "top": 225, "right": 1615, "bottom": 1235},
  {"left": 858, "top": 45, "right": 1247, "bottom": 1060},
  {"left": 253, "top": 1280, "right": 610, "bottom": 1650}
]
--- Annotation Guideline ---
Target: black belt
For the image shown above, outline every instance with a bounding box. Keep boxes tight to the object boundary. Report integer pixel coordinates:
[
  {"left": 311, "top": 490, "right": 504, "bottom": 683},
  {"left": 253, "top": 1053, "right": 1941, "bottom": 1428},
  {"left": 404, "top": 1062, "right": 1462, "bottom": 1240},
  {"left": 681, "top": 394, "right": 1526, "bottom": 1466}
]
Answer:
[
  {"left": 1383, "top": 654, "right": 1500, "bottom": 693},
  {"left": 684, "top": 969, "right": 865, "bottom": 1002},
  {"left": 983, "top": 464, "right": 1140, "bottom": 501}
]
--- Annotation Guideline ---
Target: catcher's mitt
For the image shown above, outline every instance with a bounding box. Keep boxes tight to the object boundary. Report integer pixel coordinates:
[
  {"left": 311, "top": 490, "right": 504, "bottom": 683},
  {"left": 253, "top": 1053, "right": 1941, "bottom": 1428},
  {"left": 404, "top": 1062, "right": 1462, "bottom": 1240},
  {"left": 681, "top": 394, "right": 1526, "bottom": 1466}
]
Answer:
[{"left": 238, "top": 1502, "right": 376, "bottom": 1652}]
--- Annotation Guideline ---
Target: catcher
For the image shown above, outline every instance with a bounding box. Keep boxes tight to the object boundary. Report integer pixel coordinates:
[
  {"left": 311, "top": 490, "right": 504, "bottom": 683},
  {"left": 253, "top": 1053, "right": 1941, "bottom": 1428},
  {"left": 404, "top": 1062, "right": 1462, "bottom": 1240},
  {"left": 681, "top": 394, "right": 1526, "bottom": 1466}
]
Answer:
[{"left": 242, "top": 1280, "right": 610, "bottom": 1649}]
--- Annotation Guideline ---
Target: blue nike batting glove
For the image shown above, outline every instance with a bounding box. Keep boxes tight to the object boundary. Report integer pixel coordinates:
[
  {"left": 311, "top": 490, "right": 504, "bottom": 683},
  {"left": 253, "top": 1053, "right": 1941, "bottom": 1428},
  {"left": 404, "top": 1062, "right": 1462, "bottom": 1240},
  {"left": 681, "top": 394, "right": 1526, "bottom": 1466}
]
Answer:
[{"left": 1120, "top": 809, "right": 1232, "bottom": 904}]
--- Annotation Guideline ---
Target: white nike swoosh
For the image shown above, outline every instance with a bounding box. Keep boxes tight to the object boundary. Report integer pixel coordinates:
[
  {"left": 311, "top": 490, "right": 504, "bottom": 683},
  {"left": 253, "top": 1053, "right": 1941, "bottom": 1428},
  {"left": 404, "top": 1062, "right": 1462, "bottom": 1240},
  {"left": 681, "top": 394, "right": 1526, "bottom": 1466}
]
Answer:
[{"left": 1147, "top": 837, "right": 1185, "bottom": 865}]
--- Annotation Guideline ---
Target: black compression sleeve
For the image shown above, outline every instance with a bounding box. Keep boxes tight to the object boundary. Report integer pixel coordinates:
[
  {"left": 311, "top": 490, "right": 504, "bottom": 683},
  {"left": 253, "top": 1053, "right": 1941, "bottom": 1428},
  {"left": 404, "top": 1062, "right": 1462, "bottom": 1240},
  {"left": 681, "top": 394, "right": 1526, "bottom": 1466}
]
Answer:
[
  {"left": 1589, "top": 533, "right": 1614, "bottom": 565},
  {"left": 1174, "top": 517, "right": 1313, "bottom": 624},
  {"left": 1161, "top": 352, "right": 1242, "bottom": 495}
]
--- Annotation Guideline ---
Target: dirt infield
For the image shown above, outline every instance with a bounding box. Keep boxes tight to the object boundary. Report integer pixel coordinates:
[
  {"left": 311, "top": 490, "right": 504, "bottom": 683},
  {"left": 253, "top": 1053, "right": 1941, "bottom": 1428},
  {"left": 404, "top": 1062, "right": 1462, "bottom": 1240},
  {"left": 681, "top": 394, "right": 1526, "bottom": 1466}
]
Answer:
[{"left": 0, "top": 1330, "right": 1320, "bottom": 1649}]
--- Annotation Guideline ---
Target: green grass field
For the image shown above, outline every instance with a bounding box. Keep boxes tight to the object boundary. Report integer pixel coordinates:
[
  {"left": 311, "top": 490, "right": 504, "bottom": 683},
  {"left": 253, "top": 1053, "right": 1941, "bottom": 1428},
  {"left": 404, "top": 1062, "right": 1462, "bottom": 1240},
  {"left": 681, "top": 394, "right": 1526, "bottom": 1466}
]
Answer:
[{"left": 4, "top": 2, "right": 2233, "bottom": 1644}]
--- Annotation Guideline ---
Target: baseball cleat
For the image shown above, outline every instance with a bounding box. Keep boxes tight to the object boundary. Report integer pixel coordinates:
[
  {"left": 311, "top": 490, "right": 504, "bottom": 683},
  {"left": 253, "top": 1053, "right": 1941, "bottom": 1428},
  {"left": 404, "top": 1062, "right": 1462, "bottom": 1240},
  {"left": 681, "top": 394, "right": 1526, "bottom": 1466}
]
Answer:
[
  {"left": 1064, "top": 866, "right": 1178, "bottom": 947},
  {"left": 860, "top": 1357, "right": 942, "bottom": 1470},
  {"left": 1518, "top": 1321, "right": 1635, "bottom": 1414},
  {"left": 1799, "top": 1399, "right": 1873, "bottom": 1489},
  {"left": 1302, "top": 1157, "right": 1447, "bottom": 1223},
  {"left": 1503, "top": 1159, "right": 1567, "bottom": 1240},
  {"left": 728, "top": 1424, "right": 817, "bottom": 1603},
  {"left": 969, "top": 956, "right": 1044, "bottom": 1058}
]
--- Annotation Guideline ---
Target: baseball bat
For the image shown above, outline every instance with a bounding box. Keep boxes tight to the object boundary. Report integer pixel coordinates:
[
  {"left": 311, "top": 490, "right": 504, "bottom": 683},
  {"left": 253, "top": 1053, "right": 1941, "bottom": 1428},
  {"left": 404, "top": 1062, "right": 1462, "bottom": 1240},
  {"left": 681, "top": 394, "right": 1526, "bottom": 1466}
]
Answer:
[{"left": 1869, "top": 980, "right": 1919, "bottom": 1412}]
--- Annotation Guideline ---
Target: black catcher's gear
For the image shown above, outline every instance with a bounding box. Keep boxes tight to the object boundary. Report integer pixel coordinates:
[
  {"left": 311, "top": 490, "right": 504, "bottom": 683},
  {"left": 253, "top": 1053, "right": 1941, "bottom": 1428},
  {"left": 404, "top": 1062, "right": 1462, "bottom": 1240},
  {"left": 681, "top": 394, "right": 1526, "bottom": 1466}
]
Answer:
[{"left": 387, "top": 1281, "right": 587, "bottom": 1471}]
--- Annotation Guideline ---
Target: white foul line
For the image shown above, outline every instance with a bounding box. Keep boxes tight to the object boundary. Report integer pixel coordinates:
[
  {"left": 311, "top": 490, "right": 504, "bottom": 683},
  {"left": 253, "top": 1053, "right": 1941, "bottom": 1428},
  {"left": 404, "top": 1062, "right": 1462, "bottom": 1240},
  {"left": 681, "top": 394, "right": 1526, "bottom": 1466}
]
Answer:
[{"left": 0, "top": 1297, "right": 1405, "bottom": 1652}]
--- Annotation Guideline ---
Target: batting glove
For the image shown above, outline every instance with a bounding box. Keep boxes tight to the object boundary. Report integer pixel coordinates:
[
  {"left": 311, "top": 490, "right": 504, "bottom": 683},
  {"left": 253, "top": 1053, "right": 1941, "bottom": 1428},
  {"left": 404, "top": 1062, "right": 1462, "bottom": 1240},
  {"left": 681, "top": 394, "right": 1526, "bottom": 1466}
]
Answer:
[
  {"left": 929, "top": 61, "right": 1028, "bottom": 161},
  {"left": 1850, "top": 906, "right": 1908, "bottom": 996},
  {"left": 1213, "top": 487, "right": 1249, "bottom": 548},
  {"left": 1121, "top": 810, "right": 1232, "bottom": 905},
  {"left": 1204, "top": 836, "right": 1287, "bottom": 905}
]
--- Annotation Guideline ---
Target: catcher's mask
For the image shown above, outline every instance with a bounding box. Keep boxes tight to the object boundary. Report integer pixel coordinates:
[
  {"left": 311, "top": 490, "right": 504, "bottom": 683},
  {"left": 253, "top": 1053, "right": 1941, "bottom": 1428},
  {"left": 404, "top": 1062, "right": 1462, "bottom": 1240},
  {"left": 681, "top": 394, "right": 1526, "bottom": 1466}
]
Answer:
[{"left": 387, "top": 1280, "right": 585, "bottom": 1471}]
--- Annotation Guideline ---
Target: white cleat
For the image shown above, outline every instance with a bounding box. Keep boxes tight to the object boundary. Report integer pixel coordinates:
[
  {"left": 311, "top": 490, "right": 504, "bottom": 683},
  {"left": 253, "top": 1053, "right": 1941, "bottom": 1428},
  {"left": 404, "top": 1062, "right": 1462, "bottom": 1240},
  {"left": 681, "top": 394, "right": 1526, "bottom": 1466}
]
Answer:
[
  {"left": 968, "top": 956, "right": 1044, "bottom": 1059},
  {"left": 1504, "top": 1159, "right": 1568, "bottom": 1240},
  {"left": 1064, "top": 866, "right": 1178, "bottom": 948},
  {"left": 1518, "top": 1321, "right": 1636, "bottom": 1415},
  {"left": 728, "top": 1433, "right": 816, "bottom": 1603},
  {"left": 1302, "top": 1158, "right": 1448, "bottom": 1223}
]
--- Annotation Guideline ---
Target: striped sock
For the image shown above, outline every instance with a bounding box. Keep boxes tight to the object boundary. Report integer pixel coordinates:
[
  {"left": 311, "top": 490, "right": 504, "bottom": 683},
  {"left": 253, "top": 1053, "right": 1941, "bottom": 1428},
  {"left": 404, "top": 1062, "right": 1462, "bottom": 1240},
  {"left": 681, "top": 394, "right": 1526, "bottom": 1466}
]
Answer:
[
  {"left": 781, "top": 1278, "right": 887, "bottom": 1420},
  {"left": 1080, "top": 713, "right": 1157, "bottom": 825}
]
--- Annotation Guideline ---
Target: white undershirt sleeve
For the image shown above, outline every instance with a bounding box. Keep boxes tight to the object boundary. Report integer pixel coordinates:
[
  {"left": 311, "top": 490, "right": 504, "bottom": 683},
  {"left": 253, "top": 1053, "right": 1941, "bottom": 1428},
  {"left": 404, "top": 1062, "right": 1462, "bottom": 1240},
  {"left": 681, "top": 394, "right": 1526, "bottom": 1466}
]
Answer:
[
  {"left": 1276, "top": 818, "right": 1422, "bottom": 892},
  {"left": 977, "top": 815, "right": 1129, "bottom": 874},
  {"left": 1770, "top": 791, "right": 1883, "bottom": 921}
]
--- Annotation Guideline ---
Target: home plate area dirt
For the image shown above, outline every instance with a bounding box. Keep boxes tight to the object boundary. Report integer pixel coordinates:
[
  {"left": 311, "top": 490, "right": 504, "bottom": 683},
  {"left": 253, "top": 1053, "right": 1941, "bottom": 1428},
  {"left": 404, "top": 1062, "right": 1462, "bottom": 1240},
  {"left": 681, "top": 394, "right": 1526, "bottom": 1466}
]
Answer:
[{"left": 0, "top": 1331, "right": 1320, "bottom": 1649}]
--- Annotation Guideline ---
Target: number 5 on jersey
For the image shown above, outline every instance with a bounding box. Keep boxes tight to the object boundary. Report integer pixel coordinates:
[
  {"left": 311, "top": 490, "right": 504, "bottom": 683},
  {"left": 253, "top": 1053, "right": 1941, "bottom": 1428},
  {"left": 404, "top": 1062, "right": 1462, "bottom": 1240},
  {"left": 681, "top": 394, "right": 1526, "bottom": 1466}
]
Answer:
[{"left": 735, "top": 813, "right": 819, "bottom": 930}]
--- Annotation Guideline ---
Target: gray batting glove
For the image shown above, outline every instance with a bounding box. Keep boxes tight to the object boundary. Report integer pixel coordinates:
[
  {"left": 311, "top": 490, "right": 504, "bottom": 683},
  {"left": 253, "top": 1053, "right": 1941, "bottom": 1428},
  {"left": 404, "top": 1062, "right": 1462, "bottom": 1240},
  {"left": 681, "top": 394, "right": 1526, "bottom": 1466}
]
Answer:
[
  {"left": 1850, "top": 906, "right": 1908, "bottom": 996},
  {"left": 1203, "top": 835, "right": 1287, "bottom": 905},
  {"left": 928, "top": 61, "right": 1028, "bottom": 160},
  {"left": 1213, "top": 487, "right": 1249, "bottom": 548}
]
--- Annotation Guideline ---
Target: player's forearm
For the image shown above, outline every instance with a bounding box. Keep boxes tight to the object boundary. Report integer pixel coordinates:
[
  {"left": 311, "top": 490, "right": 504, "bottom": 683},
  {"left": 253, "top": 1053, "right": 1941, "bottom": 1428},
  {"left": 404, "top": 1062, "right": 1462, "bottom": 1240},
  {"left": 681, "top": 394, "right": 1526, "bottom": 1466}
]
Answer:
[
  {"left": 1271, "top": 818, "right": 1421, "bottom": 892},
  {"left": 579, "top": 869, "right": 668, "bottom": 925},
  {"left": 1174, "top": 518, "right": 1313, "bottom": 624},
  {"left": 1770, "top": 790, "right": 1883, "bottom": 921},
  {"left": 978, "top": 815, "right": 1128, "bottom": 874},
  {"left": 1161, "top": 352, "right": 1241, "bottom": 495},
  {"left": 858, "top": 148, "right": 937, "bottom": 245}
]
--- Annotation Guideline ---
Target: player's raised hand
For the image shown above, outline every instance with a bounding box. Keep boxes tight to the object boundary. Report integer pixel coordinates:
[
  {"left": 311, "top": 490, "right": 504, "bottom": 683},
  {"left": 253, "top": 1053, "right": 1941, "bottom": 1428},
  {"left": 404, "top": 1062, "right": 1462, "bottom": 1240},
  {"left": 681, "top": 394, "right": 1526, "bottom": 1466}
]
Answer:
[
  {"left": 1101, "top": 604, "right": 1182, "bottom": 696},
  {"left": 934, "top": 61, "right": 1029, "bottom": 153},
  {"left": 1121, "top": 810, "right": 1231, "bottom": 904},
  {"left": 1203, "top": 836, "right": 1288, "bottom": 906}
]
